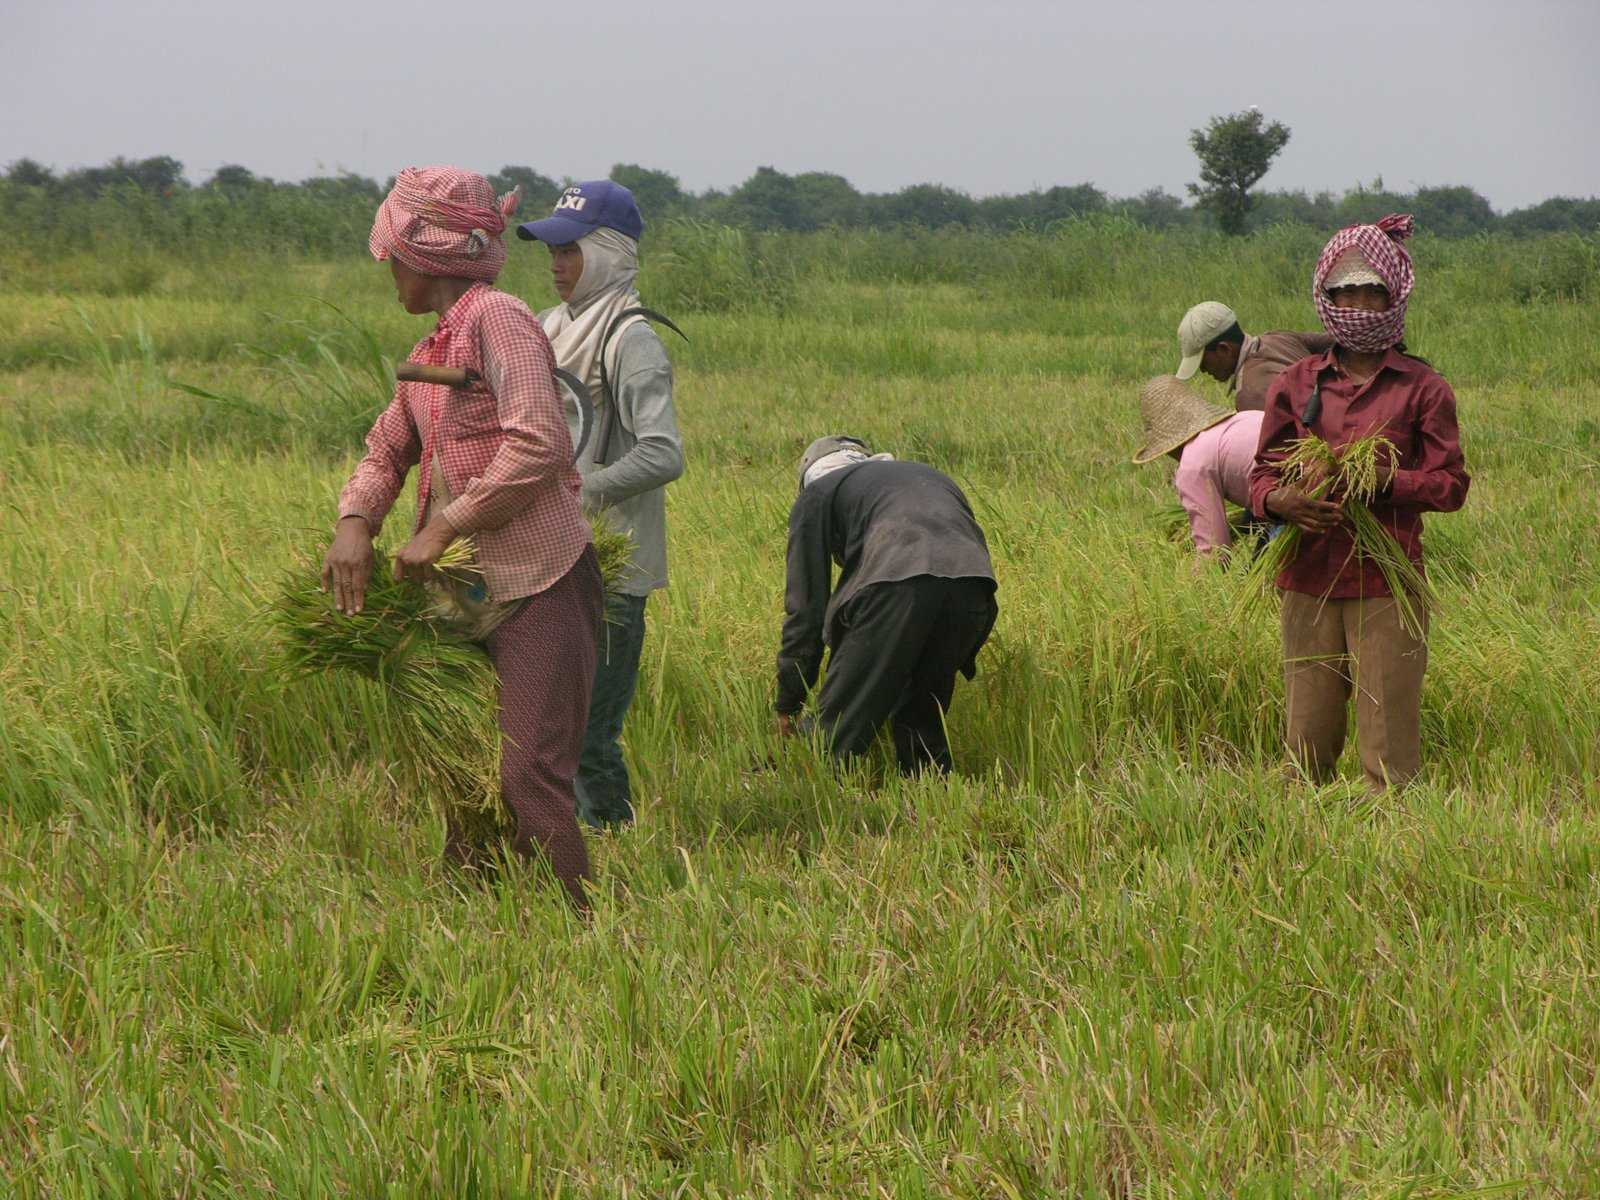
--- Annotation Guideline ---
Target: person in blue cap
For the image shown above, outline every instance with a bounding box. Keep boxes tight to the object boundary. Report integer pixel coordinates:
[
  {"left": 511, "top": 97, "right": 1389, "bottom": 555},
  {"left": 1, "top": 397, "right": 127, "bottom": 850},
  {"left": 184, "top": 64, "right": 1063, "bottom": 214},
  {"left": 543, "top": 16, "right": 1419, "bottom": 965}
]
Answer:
[{"left": 517, "top": 181, "right": 684, "bottom": 830}]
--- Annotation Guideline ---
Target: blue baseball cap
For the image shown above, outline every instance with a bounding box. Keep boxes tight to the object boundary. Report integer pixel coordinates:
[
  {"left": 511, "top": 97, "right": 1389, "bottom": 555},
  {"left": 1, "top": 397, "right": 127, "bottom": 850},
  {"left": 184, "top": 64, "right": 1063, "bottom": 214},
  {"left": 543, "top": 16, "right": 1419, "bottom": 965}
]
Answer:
[{"left": 516, "top": 180, "right": 644, "bottom": 244}]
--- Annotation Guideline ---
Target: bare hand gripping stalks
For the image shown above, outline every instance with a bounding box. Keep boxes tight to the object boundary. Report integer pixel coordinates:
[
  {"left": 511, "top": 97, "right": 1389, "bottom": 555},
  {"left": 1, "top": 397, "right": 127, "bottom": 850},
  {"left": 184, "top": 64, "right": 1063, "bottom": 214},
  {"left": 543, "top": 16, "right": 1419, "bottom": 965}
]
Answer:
[
  {"left": 1234, "top": 434, "right": 1435, "bottom": 640},
  {"left": 274, "top": 519, "right": 634, "bottom": 837}
]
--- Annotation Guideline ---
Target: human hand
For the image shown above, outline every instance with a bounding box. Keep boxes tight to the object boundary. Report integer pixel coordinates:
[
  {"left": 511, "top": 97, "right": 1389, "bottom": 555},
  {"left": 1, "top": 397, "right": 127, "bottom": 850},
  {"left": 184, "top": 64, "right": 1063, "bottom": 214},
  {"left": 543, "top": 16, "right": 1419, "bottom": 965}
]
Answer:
[
  {"left": 1266, "top": 486, "right": 1343, "bottom": 535},
  {"left": 776, "top": 713, "right": 798, "bottom": 738},
  {"left": 1295, "top": 456, "right": 1334, "bottom": 498},
  {"left": 321, "top": 517, "right": 374, "bottom": 615},
  {"left": 394, "top": 518, "right": 456, "bottom": 583}
]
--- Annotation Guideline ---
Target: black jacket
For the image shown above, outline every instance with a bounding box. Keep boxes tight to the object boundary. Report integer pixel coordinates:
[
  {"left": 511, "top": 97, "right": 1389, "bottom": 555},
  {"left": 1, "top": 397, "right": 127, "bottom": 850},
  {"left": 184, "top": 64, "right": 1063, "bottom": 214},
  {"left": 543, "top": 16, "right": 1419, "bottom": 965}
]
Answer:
[{"left": 776, "top": 460, "right": 995, "bottom": 714}]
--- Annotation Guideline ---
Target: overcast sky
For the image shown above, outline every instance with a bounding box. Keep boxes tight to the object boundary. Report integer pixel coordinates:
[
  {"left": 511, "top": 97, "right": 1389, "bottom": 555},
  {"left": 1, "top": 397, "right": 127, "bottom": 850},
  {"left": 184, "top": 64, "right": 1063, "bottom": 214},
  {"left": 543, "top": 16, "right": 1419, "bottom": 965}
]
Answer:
[{"left": 4, "top": 0, "right": 1596, "bottom": 210}]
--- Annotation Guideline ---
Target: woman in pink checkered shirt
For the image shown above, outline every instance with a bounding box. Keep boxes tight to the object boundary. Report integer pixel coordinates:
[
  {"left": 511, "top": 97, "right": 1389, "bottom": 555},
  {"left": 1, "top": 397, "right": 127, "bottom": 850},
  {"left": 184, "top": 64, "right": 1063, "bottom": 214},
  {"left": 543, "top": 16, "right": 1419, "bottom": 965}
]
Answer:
[{"left": 321, "top": 166, "right": 602, "bottom": 910}]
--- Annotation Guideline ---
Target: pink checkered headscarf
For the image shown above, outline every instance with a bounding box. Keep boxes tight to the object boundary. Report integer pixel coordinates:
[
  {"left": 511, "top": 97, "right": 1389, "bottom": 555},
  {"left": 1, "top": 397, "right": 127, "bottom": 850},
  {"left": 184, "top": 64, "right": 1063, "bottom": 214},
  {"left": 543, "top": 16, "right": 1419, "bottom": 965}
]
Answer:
[
  {"left": 1312, "top": 213, "right": 1416, "bottom": 352},
  {"left": 370, "top": 166, "right": 521, "bottom": 281}
]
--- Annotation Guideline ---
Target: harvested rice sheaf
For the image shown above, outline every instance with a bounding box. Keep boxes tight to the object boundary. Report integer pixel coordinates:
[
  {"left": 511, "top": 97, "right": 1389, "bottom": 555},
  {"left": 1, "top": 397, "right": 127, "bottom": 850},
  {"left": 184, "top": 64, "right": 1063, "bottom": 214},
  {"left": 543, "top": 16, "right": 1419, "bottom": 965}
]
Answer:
[
  {"left": 590, "top": 518, "right": 635, "bottom": 600},
  {"left": 272, "top": 517, "right": 634, "bottom": 833},
  {"left": 1235, "top": 434, "right": 1435, "bottom": 639}
]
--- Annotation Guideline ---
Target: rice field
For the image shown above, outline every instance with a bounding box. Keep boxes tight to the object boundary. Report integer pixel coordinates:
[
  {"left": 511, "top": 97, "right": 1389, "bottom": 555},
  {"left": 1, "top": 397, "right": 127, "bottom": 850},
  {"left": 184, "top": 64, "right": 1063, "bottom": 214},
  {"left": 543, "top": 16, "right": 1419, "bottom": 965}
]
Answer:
[{"left": 2, "top": 224, "right": 1599, "bottom": 1196}]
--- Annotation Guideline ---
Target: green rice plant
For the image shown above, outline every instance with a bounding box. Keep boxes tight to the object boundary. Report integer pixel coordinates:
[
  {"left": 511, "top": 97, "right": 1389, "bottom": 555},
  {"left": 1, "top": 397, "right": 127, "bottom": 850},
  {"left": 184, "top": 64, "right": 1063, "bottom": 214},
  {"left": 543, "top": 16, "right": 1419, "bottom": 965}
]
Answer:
[
  {"left": 270, "top": 519, "right": 635, "bottom": 841},
  {"left": 7, "top": 233, "right": 1600, "bottom": 1197},
  {"left": 589, "top": 514, "right": 636, "bottom": 598},
  {"left": 1154, "top": 498, "right": 1191, "bottom": 545},
  {"left": 1154, "top": 498, "right": 1267, "bottom": 558},
  {"left": 167, "top": 303, "right": 398, "bottom": 454},
  {"left": 644, "top": 219, "right": 796, "bottom": 313},
  {"left": 1236, "top": 434, "right": 1437, "bottom": 638},
  {"left": 274, "top": 539, "right": 482, "bottom": 696},
  {"left": 271, "top": 537, "right": 503, "bottom": 832}
]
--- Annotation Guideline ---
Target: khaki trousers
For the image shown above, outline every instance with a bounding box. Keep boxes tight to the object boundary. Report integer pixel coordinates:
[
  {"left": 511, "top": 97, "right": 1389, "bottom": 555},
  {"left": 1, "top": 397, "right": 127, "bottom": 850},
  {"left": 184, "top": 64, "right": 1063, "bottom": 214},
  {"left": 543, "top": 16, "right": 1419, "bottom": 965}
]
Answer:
[{"left": 1280, "top": 590, "right": 1428, "bottom": 791}]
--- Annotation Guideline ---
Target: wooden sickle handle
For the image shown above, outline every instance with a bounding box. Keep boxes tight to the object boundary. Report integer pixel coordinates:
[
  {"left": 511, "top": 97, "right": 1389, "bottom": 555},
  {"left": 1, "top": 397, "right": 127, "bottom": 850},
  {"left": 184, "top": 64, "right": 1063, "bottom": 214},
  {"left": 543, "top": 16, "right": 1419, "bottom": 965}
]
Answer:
[{"left": 395, "top": 363, "right": 479, "bottom": 387}]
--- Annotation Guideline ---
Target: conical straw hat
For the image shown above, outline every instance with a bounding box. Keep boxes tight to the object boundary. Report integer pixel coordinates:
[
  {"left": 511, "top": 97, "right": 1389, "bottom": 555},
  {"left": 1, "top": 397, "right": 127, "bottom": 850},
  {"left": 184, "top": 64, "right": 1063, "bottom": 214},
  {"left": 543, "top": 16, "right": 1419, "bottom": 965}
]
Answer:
[{"left": 1131, "top": 374, "right": 1232, "bottom": 465}]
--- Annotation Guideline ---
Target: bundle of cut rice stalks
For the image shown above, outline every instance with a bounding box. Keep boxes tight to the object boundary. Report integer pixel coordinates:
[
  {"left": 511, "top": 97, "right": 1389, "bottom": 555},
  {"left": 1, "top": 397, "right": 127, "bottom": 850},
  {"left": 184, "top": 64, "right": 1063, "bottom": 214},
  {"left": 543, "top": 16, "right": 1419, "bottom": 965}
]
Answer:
[
  {"left": 1235, "top": 434, "right": 1435, "bottom": 638},
  {"left": 1156, "top": 499, "right": 1270, "bottom": 555},
  {"left": 272, "top": 518, "right": 633, "bottom": 841}
]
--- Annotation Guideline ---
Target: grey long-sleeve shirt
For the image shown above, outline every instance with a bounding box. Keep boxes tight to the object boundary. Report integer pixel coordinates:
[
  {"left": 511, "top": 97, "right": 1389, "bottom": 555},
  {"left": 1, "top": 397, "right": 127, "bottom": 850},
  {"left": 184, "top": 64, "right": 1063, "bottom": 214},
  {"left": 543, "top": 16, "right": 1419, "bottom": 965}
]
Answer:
[
  {"left": 776, "top": 460, "right": 995, "bottom": 714},
  {"left": 570, "top": 322, "right": 684, "bottom": 595}
]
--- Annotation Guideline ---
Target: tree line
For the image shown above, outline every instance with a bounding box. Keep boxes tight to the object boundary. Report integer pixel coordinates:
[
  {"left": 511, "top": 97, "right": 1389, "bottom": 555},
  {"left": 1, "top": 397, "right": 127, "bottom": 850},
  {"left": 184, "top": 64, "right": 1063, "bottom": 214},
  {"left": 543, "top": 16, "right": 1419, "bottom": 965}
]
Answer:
[{"left": 4, "top": 153, "right": 1596, "bottom": 249}]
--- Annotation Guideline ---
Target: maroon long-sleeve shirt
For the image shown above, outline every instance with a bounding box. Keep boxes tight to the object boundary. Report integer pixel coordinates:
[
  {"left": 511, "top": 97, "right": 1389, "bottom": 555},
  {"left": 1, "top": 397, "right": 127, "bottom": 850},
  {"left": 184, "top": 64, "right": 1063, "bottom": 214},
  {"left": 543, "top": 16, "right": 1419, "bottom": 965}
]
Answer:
[{"left": 1248, "top": 347, "right": 1470, "bottom": 599}]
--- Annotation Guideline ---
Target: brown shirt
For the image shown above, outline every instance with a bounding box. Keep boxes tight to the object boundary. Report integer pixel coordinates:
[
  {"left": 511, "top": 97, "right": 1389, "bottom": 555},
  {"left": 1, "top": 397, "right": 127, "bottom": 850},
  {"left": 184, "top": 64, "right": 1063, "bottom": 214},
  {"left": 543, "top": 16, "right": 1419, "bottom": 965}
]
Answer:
[{"left": 1232, "top": 330, "right": 1337, "bottom": 411}]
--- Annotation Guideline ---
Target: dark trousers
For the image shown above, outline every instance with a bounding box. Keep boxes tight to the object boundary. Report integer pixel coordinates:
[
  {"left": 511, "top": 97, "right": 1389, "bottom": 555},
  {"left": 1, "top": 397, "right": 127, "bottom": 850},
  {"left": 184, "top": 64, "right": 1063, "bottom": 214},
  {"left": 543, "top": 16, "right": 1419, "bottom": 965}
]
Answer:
[
  {"left": 483, "top": 546, "right": 604, "bottom": 909},
  {"left": 576, "top": 591, "right": 648, "bottom": 829},
  {"left": 817, "top": 576, "right": 997, "bottom": 774}
]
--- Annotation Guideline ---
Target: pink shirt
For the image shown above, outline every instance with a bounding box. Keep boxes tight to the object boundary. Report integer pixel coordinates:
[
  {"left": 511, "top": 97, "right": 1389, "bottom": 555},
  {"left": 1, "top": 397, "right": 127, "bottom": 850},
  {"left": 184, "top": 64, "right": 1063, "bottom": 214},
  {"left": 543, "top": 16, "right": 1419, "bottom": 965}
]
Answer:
[
  {"left": 1173, "top": 410, "right": 1265, "bottom": 553},
  {"left": 338, "top": 283, "right": 591, "bottom": 603}
]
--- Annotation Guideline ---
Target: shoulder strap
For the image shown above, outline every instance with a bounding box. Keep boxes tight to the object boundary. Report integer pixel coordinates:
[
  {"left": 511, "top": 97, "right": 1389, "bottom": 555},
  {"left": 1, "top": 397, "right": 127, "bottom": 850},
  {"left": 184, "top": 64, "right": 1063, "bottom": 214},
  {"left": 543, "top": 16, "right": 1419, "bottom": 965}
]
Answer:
[{"left": 594, "top": 305, "right": 688, "bottom": 464}]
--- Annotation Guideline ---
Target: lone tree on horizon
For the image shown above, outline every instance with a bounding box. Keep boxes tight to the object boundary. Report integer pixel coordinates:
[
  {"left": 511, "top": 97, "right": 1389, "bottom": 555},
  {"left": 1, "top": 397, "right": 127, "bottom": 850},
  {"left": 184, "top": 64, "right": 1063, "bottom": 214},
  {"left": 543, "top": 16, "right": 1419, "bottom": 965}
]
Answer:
[{"left": 1188, "top": 108, "right": 1291, "bottom": 235}]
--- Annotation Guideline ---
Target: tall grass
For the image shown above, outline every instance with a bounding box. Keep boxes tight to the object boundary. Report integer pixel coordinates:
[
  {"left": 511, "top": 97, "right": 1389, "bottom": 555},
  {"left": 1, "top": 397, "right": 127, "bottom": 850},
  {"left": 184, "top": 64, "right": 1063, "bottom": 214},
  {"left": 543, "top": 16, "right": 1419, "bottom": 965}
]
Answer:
[{"left": 1, "top": 228, "right": 1598, "bottom": 1195}]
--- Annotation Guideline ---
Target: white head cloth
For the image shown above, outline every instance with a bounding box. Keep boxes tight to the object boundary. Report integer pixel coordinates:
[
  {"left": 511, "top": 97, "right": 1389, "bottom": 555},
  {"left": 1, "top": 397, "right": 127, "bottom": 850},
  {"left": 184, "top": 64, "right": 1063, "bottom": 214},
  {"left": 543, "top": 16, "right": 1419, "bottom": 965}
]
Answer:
[
  {"left": 1322, "top": 248, "right": 1386, "bottom": 290},
  {"left": 801, "top": 447, "right": 895, "bottom": 489},
  {"left": 540, "top": 226, "right": 645, "bottom": 397}
]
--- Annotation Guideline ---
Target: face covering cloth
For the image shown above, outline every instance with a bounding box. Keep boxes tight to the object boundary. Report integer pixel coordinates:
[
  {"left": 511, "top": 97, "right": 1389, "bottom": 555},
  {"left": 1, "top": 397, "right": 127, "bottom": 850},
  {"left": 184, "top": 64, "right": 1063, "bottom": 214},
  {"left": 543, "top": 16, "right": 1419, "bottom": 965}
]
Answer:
[
  {"left": 1312, "top": 212, "right": 1415, "bottom": 353},
  {"left": 540, "top": 226, "right": 646, "bottom": 398}
]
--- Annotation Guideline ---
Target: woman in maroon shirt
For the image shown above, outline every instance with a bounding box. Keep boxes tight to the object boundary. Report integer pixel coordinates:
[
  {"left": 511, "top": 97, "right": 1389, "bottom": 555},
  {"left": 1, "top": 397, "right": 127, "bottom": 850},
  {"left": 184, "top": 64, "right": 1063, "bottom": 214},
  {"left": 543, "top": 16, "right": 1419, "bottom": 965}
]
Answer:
[{"left": 1248, "top": 215, "right": 1470, "bottom": 790}]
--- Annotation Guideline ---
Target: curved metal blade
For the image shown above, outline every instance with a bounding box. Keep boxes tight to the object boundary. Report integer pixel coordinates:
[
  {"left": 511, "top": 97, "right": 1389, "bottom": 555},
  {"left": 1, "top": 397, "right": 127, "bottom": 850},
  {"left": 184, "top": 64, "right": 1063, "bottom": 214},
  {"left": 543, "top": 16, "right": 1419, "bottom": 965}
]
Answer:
[{"left": 556, "top": 368, "right": 596, "bottom": 465}]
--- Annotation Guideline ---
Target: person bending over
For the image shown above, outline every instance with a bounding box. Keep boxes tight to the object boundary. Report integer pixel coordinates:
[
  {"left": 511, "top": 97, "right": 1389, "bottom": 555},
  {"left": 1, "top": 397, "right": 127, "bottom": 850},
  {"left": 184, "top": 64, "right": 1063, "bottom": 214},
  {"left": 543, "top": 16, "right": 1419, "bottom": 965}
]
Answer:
[
  {"left": 1175, "top": 300, "right": 1334, "bottom": 412},
  {"left": 1132, "top": 373, "right": 1268, "bottom": 556},
  {"left": 775, "top": 437, "right": 998, "bottom": 775}
]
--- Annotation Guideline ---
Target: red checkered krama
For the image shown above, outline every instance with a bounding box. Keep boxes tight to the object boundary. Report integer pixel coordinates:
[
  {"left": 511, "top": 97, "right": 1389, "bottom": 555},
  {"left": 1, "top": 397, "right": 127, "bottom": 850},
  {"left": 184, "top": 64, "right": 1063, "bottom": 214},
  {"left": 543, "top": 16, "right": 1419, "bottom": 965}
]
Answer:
[
  {"left": 1312, "top": 213, "right": 1416, "bottom": 353},
  {"left": 338, "top": 283, "right": 591, "bottom": 602},
  {"left": 370, "top": 166, "right": 519, "bottom": 282}
]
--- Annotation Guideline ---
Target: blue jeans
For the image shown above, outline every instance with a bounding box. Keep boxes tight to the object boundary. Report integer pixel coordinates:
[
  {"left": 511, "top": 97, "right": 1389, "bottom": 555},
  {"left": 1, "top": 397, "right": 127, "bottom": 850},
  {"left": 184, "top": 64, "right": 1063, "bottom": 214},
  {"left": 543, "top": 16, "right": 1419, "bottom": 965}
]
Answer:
[{"left": 575, "top": 591, "right": 647, "bottom": 828}]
